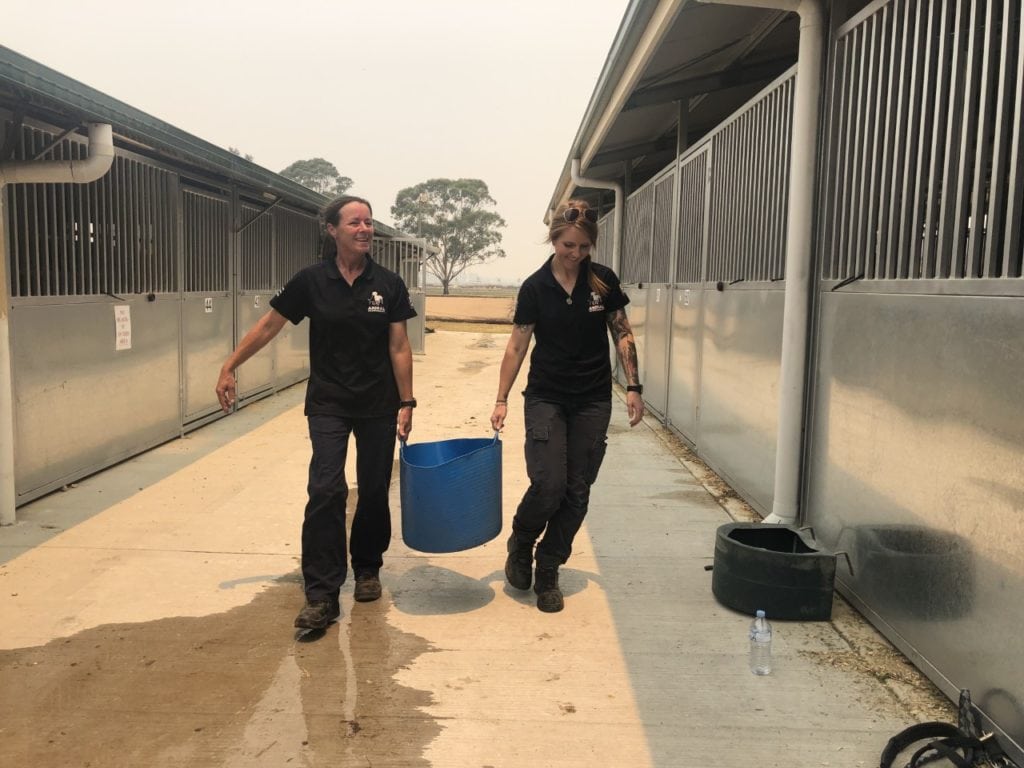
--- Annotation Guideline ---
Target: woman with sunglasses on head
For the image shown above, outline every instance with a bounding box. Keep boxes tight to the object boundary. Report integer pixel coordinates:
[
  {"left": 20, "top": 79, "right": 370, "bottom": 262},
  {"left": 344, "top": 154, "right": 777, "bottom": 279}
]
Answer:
[{"left": 490, "top": 199, "right": 644, "bottom": 613}]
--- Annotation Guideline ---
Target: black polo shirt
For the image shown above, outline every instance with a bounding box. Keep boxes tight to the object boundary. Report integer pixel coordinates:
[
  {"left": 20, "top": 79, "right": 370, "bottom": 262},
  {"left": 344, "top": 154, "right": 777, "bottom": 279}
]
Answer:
[
  {"left": 270, "top": 256, "right": 417, "bottom": 418},
  {"left": 514, "top": 256, "right": 629, "bottom": 403}
]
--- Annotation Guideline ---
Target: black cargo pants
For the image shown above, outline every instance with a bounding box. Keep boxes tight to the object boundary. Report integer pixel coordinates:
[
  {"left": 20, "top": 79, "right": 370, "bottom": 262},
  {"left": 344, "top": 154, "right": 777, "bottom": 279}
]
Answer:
[
  {"left": 512, "top": 397, "right": 612, "bottom": 567},
  {"left": 302, "top": 414, "right": 396, "bottom": 603}
]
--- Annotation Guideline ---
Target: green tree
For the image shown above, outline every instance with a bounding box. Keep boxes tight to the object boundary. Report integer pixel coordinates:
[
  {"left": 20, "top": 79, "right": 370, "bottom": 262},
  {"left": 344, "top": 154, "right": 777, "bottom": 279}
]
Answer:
[
  {"left": 228, "top": 146, "right": 254, "bottom": 161},
  {"left": 279, "top": 158, "right": 353, "bottom": 196},
  {"left": 391, "top": 179, "right": 506, "bottom": 295}
]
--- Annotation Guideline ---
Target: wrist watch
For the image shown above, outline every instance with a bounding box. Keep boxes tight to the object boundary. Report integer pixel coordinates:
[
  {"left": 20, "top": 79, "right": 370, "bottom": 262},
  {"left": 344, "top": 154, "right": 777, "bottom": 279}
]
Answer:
[
  {"left": 399, "top": 399, "right": 417, "bottom": 409},
  {"left": 626, "top": 385, "right": 643, "bottom": 394}
]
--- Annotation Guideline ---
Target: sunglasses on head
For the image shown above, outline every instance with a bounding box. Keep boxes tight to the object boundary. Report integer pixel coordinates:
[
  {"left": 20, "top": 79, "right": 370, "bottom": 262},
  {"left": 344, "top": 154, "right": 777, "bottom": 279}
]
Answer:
[{"left": 563, "top": 206, "right": 599, "bottom": 224}]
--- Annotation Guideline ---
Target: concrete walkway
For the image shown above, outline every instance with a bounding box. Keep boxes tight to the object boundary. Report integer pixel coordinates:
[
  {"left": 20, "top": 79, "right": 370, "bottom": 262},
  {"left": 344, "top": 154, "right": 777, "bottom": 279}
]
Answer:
[{"left": 0, "top": 330, "right": 952, "bottom": 767}]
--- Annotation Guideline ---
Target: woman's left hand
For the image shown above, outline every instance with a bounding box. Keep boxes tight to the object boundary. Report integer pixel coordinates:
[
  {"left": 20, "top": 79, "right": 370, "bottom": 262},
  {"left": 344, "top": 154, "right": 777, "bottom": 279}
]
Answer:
[{"left": 626, "top": 391, "right": 645, "bottom": 427}]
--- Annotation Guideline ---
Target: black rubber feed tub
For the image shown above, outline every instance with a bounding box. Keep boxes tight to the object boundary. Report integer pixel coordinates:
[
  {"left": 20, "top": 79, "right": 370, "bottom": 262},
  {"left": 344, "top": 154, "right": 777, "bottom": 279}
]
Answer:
[{"left": 712, "top": 523, "right": 837, "bottom": 621}]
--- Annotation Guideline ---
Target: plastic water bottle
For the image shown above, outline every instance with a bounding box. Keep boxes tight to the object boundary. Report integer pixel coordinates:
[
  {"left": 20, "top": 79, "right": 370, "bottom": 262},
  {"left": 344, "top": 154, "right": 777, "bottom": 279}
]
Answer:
[{"left": 749, "top": 610, "right": 772, "bottom": 675}]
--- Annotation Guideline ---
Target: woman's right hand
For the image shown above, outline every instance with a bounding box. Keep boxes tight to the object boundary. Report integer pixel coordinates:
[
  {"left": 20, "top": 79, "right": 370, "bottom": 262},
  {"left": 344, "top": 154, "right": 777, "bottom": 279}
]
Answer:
[
  {"left": 490, "top": 403, "right": 507, "bottom": 432},
  {"left": 216, "top": 369, "right": 236, "bottom": 413}
]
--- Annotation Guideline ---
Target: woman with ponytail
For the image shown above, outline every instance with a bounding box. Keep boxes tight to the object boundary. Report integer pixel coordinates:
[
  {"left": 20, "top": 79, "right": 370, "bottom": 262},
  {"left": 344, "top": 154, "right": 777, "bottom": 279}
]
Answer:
[{"left": 490, "top": 199, "right": 644, "bottom": 613}]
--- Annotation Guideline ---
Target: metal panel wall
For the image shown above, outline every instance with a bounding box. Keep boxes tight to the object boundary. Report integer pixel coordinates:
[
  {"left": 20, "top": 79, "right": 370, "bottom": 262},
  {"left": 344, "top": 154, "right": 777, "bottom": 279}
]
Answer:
[
  {"left": 236, "top": 201, "right": 274, "bottom": 400},
  {"left": 697, "top": 288, "right": 783, "bottom": 515},
  {"left": 807, "top": 292, "right": 1024, "bottom": 760},
  {"left": 272, "top": 206, "right": 319, "bottom": 387},
  {"left": 623, "top": 284, "right": 648, "bottom": 390},
  {"left": 662, "top": 72, "right": 792, "bottom": 506},
  {"left": 809, "top": 1, "right": 1024, "bottom": 758},
  {"left": 2, "top": 115, "right": 329, "bottom": 504},
  {"left": 181, "top": 187, "right": 232, "bottom": 422},
  {"left": 11, "top": 299, "right": 181, "bottom": 500},
  {"left": 614, "top": 71, "right": 793, "bottom": 499},
  {"left": 644, "top": 171, "right": 677, "bottom": 418},
  {"left": 372, "top": 236, "right": 427, "bottom": 354},
  {"left": 668, "top": 148, "right": 711, "bottom": 441},
  {"left": 4, "top": 124, "right": 183, "bottom": 501}
]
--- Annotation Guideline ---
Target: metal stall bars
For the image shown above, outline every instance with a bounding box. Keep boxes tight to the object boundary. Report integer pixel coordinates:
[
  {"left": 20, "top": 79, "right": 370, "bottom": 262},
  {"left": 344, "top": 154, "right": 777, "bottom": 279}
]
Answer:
[
  {"left": 686, "top": 69, "right": 793, "bottom": 515},
  {"left": 235, "top": 198, "right": 275, "bottom": 402},
  {"left": 619, "top": 180, "right": 655, "bottom": 389},
  {"left": 272, "top": 205, "right": 320, "bottom": 387},
  {"left": 371, "top": 235, "right": 427, "bottom": 354},
  {"left": 181, "top": 186, "right": 231, "bottom": 426},
  {"left": 820, "top": 0, "right": 1024, "bottom": 284},
  {"left": 5, "top": 122, "right": 180, "bottom": 503},
  {"left": 644, "top": 167, "right": 678, "bottom": 420},
  {"left": 809, "top": 0, "right": 1024, "bottom": 761},
  {"left": 668, "top": 146, "right": 711, "bottom": 443}
]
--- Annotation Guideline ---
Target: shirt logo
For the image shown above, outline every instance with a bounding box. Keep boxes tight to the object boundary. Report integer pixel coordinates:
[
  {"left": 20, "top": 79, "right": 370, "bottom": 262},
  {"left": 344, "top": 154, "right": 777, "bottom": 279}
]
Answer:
[
  {"left": 588, "top": 291, "right": 605, "bottom": 313},
  {"left": 368, "top": 291, "right": 386, "bottom": 313}
]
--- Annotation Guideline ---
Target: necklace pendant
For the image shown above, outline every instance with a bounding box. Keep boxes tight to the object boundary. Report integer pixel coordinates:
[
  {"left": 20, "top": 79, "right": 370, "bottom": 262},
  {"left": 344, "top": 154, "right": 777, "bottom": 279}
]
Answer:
[{"left": 566, "top": 297, "right": 573, "bottom": 305}]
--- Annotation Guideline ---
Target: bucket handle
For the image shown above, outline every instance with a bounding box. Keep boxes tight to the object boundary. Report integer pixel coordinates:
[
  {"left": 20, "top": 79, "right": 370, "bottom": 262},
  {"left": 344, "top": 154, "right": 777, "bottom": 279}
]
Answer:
[{"left": 400, "top": 430, "right": 500, "bottom": 453}]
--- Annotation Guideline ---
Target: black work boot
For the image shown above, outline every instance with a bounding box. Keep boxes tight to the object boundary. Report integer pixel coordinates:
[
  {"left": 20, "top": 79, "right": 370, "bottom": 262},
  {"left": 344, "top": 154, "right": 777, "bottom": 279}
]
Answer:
[
  {"left": 353, "top": 571, "right": 383, "bottom": 603},
  {"left": 534, "top": 564, "right": 564, "bottom": 613},
  {"left": 294, "top": 598, "right": 340, "bottom": 629},
  {"left": 504, "top": 533, "right": 534, "bottom": 590}
]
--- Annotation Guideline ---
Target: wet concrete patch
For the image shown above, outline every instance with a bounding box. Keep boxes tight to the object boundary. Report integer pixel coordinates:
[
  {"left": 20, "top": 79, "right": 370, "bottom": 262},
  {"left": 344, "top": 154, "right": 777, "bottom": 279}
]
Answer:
[
  {"left": 390, "top": 564, "right": 497, "bottom": 615},
  {"left": 0, "top": 578, "right": 440, "bottom": 767},
  {"left": 458, "top": 358, "right": 490, "bottom": 374},
  {"left": 470, "top": 336, "right": 498, "bottom": 349}
]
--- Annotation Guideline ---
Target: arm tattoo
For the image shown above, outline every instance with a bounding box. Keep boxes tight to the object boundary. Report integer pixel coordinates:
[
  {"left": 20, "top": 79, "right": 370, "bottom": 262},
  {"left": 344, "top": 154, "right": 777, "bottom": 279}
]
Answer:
[
  {"left": 607, "top": 309, "right": 630, "bottom": 343},
  {"left": 515, "top": 323, "right": 531, "bottom": 333},
  {"left": 607, "top": 309, "right": 640, "bottom": 384},
  {"left": 621, "top": 340, "right": 639, "bottom": 385}
]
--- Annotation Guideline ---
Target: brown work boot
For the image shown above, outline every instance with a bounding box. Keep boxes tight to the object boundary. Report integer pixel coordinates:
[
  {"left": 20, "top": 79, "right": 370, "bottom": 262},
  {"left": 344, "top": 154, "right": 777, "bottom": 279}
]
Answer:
[
  {"left": 534, "top": 565, "right": 564, "bottom": 613},
  {"left": 354, "top": 571, "right": 383, "bottom": 602},
  {"left": 294, "top": 598, "right": 340, "bottom": 629},
  {"left": 504, "top": 533, "right": 534, "bottom": 590}
]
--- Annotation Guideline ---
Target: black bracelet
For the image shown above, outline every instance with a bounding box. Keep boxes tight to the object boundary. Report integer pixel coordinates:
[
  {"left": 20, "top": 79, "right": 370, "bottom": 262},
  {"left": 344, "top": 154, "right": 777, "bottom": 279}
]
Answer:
[
  {"left": 626, "top": 384, "right": 643, "bottom": 394},
  {"left": 400, "top": 399, "right": 417, "bottom": 409}
]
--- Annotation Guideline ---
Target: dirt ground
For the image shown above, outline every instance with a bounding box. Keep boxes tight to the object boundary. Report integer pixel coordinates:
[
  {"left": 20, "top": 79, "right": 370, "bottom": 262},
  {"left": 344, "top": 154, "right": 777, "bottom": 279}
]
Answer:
[
  {"left": 425, "top": 295, "right": 514, "bottom": 324},
  {"left": 426, "top": 320, "right": 511, "bottom": 334}
]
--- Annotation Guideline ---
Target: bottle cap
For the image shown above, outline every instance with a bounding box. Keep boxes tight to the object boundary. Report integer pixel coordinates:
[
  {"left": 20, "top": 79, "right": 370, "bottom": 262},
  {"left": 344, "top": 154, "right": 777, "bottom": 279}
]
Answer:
[{"left": 755, "top": 610, "right": 766, "bottom": 618}]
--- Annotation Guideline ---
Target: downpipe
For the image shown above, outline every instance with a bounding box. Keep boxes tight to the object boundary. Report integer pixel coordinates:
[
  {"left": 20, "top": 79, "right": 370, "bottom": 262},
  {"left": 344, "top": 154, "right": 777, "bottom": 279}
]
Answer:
[
  {"left": 697, "top": 0, "right": 825, "bottom": 524},
  {"left": 0, "top": 122, "right": 115, "bottom": 185},
  {"left": 0, "top": 123, "right": 114, "bottom": 525}
]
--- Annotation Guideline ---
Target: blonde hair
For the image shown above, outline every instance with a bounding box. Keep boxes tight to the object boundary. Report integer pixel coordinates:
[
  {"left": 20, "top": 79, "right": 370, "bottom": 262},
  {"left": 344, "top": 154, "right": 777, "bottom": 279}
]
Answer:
[{"left": 549, "top": 199, "right": 609, "bottom": 297}]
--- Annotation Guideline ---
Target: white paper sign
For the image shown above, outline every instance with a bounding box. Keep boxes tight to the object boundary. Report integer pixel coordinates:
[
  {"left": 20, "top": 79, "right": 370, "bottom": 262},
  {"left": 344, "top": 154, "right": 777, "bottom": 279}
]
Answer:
[{"left": 114, "top": 305, "right": 132, "bottom": 351}]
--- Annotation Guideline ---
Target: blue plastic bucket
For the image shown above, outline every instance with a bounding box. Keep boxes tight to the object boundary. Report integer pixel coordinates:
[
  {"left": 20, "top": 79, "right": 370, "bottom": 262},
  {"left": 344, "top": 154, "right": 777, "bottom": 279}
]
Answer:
[{"left": 399, "top": 434, "right": 502, "bottom": 553}]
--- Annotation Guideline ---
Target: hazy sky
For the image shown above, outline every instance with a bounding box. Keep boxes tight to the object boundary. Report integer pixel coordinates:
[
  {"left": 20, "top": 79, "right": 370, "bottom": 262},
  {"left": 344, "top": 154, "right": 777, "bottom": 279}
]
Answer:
[{"left": 3, "top": 0, "right": 629, "bottom": 284}]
